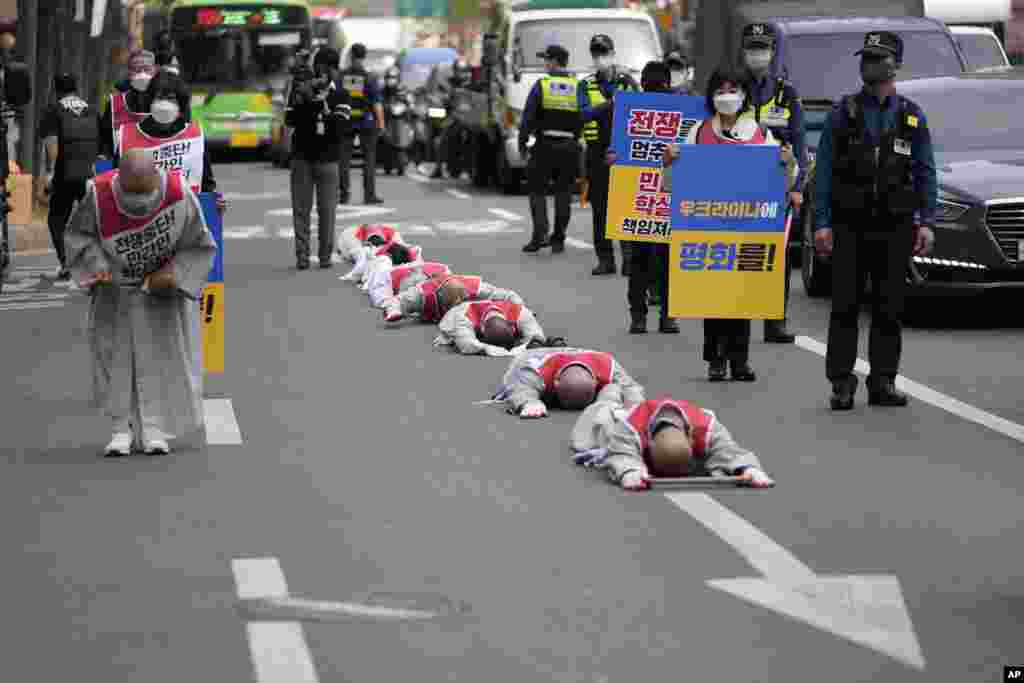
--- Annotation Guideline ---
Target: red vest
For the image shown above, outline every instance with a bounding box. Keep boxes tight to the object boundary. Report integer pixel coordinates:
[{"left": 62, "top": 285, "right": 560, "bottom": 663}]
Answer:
[
  {"left": 695, "top": 118, "right": 767, "bottom": 145},
  {"left": 625, "top": 398, "right": 711, "bottom": 467},
  {"left": 94, "top": 168, "right": 186, "bottom": 240},
  {"left": 419, "top": 274, "right": 482, "bottom": 322},
  {"left": 110, "top": 92, "right": 147, "bottom": 138},
  {"left": 390, "top": 262, "right": 448, "bottom": 292},
  {"left": 356, "top": 224, "right": 397, "bottom": 243},
  {"left": 119, "top": 121, "right": 205, "bottom": 193},
  {"left": 464, "top": 301, "right": 523, "bottom": 332},
  {"left": 535, "top": 351, "right": 615, "bottom": 392}
]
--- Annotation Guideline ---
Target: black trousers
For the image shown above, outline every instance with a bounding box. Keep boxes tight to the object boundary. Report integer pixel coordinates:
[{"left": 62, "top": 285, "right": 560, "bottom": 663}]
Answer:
[
  {"left": 704, "top": 319, "right": 751, "bottom": 364},
  {"left": 339, "top": 128, "right": 379, "bottom": 201},
  {"left": 628, "top": 242, "right": 669, "bottom": 317},
  {"left": 826, "top": 215, "right": 915, "bottom": 385},
  {"left": 48, "top": 179, "right": 87, "bottom": 267},
  {"left": 587, "top": 151, "right": 630, "bottom": 264},
  {"left": 527, "top": 138, "right": 579, "bottom": 243}
]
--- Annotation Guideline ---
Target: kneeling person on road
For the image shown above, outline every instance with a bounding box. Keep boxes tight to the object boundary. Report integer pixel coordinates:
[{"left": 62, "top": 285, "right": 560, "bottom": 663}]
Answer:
[
  {"left": 383, "top": 273, "right": 522, "bottom": 324},
  {"left": 341, "top": 241, "right": 422, "bottom": 288},
  {"left": 493, "top": 348, "right": 644, "bottom": 419},
  {"left": 435, "top": 300, "right": 547, "bottom": 357},
  {"left": 337, "top": 223, "right": 405, "bottom": 262},
  {"left": 365, "top": 260, "right": 450, "bottom": 308},
  {"left": 571, "top": 397, "right": 774, "bottom": 491}
]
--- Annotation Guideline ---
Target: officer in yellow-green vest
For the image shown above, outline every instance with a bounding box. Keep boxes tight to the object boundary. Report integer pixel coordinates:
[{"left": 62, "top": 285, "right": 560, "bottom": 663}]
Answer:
[
  {"left": 578, "top": 34, "right": 640, "bottom": 276},
  {"left": 739, "top": 22, "right": 806, "bottom": 343},
  {"left": 520, "top": 45, "right": 582, "bottom": 254}
]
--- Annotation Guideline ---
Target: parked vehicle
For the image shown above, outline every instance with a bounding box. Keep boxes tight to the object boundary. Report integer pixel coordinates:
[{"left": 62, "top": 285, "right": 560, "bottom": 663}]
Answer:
[
  {"left": 950, "top": 25, "right": 1012, "bottom": 70},
  {"left": 802, "top": 71, "right": 1024, "bottom": 299}
]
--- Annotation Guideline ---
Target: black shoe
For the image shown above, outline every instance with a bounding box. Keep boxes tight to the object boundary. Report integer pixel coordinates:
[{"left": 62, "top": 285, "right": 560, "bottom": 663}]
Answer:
[
  {"left": 867, "top": 378, "right": 908, "bottom": 407},
  {"left": 730, "top": 362, "right": 757, "bottom": 382},
  {"left": 764, "top": 319, "right": 796, "bottom": 344},
  {"left": 365, "top": 196, "right": 384, "bottom": 205},
  {"left": 523, "top": 239, "right": 550, "bottom": 253},
  {"left": 658, "top": 318, "right": 679, "bottom": 334},
  {"left": 320, "top": 260, "right": 334, "bottom": 269},
  {"left": 550, "top": 240, "right": 565, "bottom": 253},
  {"left": 297, "top": 261, "right": 310, "bottom": 271},
  {"left": 621, "top": 261, "right": 631, "bottom": 277},
  {"left": 629, "top": 313, "right": 647, "bottom": 334},
  {"left": 57, "top": 268, "right": 71, "bottom": 281},
  {"left": 591, "top": 262, "right": 616, "bottom": 276},
  {"left": 708, "top": 360, "right": 727, "bottom": 382},
  {"left": 830, "top": 376, "right": 858, "bottom": 411},
  {"left": 338, "top": 194, "right": 350, "bottom": 205}
]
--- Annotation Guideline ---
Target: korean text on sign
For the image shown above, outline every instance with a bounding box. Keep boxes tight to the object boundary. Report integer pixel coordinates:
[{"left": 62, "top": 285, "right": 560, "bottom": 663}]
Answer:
[{"left": 679, "top": 241, "right": 778, "bottom": 272}]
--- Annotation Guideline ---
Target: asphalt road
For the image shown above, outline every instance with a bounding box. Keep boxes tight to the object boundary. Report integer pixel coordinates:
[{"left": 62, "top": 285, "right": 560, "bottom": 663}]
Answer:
[{"left": 2, "top": 159, "right": 1023, "bottom": 683}]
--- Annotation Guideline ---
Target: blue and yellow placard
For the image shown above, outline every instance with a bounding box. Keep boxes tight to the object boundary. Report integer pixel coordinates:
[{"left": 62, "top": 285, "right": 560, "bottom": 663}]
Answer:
[
  {"left": 199, "top": 193, "right": 224, "bottom": 373},
  {"left": 668, "top": 145, "right": 787, "bottom": 320},
  {"left": 606, "top": 92, "right": 706, "bottom": 242}
]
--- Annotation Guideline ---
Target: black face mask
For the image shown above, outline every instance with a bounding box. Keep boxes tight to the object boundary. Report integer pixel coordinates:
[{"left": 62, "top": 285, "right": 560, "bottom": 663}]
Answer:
[
  {"left": 643, "top": 82, "right": 670, "bottom": 93},
  {"left": 860, "top": 57, "right": 895, "bottom": 85}
]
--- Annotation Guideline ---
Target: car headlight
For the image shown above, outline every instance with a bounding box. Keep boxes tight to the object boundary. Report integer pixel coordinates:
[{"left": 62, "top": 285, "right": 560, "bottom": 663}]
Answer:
[
  {"left": 428, "top": 107, "right": 447, "bottom": 119},
  {"left": 935, "top": 190, "right": 971, "bottom": 223},
  {"left": 391, "top": 103, "right": 407, "bottom": 115}
]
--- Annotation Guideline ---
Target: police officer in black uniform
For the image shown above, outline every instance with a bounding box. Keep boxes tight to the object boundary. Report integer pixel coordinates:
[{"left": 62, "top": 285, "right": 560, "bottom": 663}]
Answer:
[
  {"left": 520, "top": 45, "right": 582, "bottom": 254},
  {"left": 39, "top": 73, "right": 99, "bottom": 280},
  {"left": 578, "top": 34, "right": 640, "bottom": 275},
  {"left": 338, "top": 43, "right": 385, "bottom": 205},
  {"left": 814, "top": 31, "right": 937, "bottom": 410},
  {"left": 739, "top": 22, "right": 806, "bottom": 343}
]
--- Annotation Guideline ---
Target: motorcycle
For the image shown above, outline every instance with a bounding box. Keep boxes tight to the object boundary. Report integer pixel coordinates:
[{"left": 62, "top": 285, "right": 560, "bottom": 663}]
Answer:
[
  {"left": 421, "top": 88, "right": 450, "bottom": 178},
  {"left": 380, "top": 88, "right": 415, "bottom": 175}
]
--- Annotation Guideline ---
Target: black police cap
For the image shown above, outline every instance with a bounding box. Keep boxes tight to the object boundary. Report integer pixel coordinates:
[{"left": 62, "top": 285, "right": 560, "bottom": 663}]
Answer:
[
  {"left": 536, "top": 44, "right": 569, "bottom": 64},
  {"left": 351, "top": 43, "right": 367, "bottom": 60},
  {"left": 855, "top": 31, "right": 903, "bottom": 60},
  {"left": 742, "top": 23, "right": 776, "bottom": 47},
  {"left": 589, "top": 34, "right": 614, "bottom": 54},
  {"left": 665, "top": 51, "right": 688, "bottom": 69}
]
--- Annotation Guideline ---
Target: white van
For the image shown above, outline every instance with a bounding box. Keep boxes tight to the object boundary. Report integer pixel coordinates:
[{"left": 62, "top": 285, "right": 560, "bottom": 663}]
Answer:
[
  {"left": 925, "top": 0, "right": 1012, "bottom": 70},
  {"left": 493, "top": 7, "right": 663, "bottom": 189},
  {"left": 949, "top": 25, "right": 1011, "bottom": 70}
]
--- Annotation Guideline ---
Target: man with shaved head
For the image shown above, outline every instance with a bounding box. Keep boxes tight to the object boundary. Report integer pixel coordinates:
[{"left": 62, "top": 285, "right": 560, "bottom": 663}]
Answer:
[
  {"left": 570, "top": 397, "right": 774, "bottom": 490},
  {"left": 435, "top": 300, "right": 547, "bottom": 356},
  {"left": 64, "top": 151, "right": 216, "bottom": 457},
  {"left": 493, "top": 348, "right": 644, "bottom": 418},
  {"left": 383, "top": 272, "right": 523, "bottom": 324}
]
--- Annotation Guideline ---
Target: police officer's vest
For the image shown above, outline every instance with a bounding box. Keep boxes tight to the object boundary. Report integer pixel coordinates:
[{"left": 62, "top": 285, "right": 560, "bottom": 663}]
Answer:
[
  {"left": 117, "top": 121, "right": 205, "bottom": 194},
  {"left": 831, "top": 93, "right": 921, "bottom": 217},
  {"left": 746, "top": 79, "right": 796, "bottom": 142},
  {"left": 537, "top": 75, "right": 581, "bottom": 135},
  {"left": 581, "top": 73, "right": 638, "bottom": 143},
  {"left": 341, "top": 67, "right": 370, "bottom": 120},
  {"left": 624, "top": 399, "right": 711, "bottom": 468},
  {"left": 57, "top": 95, "right": 100, "bottom": 181},
  {"left": 93, "top": 168, "right": 189, "bottom": 285},
  {"left": 110, "top": 92, "right": 147, "bottom": 141}
]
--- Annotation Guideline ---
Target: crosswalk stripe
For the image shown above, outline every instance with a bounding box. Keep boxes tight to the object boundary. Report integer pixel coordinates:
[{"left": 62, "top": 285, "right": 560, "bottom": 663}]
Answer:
[
  {"left": 0, "top": 301, "right": 67, "bottom": 311},
  {"left": 0, "top": 293, "right": 69, "bottom": 302}
]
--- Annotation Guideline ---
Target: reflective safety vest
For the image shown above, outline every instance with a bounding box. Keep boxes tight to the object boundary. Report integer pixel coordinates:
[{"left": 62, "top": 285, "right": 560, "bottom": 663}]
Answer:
[
  {"left": 534, "top": 351, "right": 614, "bottom": 392},
  {"left": 118, "top": 121, "right": 205, "bottom": 193},
  {"left": 582, "top": 74, "right": 637, "bottom": 142},
  {"left": 743, "top": 80, "right": 796, "bottom": 141},
  {"left": 390, "top": 262, "right": 449, "bottom": 293},
  {"left": 110, "top": 92, "right": 147, "bottom": 142},
  {"left": 419, "top": 274, "right": 482, "bottom": 322},
  {"left": 463, "top": 300, "right": 523, "bottom": 332},
  {"left": 624, "top": 399, "right": 711, "bottom": 468},
  {"left": 341, "top": 67, "right": 369, "bottom": 119},
  {"left": 537, "top": 75, "right": 581, "bottom": 135},
  {"left": 93, "top": 168, "right": 188, "bottom": 285}
]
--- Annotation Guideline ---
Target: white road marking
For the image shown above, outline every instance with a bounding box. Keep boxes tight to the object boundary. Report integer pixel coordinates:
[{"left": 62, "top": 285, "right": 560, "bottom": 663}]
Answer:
[
  {"left": 488, "top": 208, "right": 523, "bottom": 221},
  {"left": 266, "top": 206, "right": 396, "bottom": 221},
  {"left": 399, "top": 224, "right": 437, "bottom": 235},
  {"left": 0, "top": 301, "right": 67, "bottom": 311},
  {"left": 204, "top": 398, "right": 243, "bottom": 445},
  {"left": 0, "top": 293, "right": 68, "bottom": 302},
  {"left": 407, "top": 172, "right": 432, "bottom": 184},
  {"left": 224, "top": 192, "right": 291, "bottom": 201},
  {"left": 223, "top": 226, "right": 268, "bottom": 239},
  {"left": 795, "top": 335, "right": 1024, "bottom": 444},
  {"left": 239, "top": 595, "right": 439, "bottom": 622},
  {"left": 445, "top": 188, "right": 471, "bottom": 200},
  {"left": 666, "top": 493, "right": 926, "bottom": 671},
  {"left": 564, "top": 237, "right": 593, "bottom": 250},
  {"left": 435, "top": 219, "right": 523, "bottom": 235},
  {"left": 231, "top": 558, "right": 320, "bottom": 683},
  {"left": 277, "top": 228, "right": 295, "bottom": 239}
]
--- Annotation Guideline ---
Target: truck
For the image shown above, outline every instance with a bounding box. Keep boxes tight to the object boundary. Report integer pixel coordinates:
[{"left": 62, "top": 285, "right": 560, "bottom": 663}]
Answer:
[{"left": 453, "top": 1, "right": 664, "bottom": 193}]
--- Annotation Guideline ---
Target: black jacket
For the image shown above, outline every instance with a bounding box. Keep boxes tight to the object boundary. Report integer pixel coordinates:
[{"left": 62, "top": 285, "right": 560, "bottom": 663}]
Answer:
[{"left": 286, "top": 79, "right": 351, "bottom": 163}]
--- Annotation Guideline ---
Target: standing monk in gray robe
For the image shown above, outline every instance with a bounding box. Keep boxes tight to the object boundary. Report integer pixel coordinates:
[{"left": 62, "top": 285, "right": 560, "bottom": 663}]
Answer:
[{"left": 65, "top": 150, "right": 217, "bottom": 456}]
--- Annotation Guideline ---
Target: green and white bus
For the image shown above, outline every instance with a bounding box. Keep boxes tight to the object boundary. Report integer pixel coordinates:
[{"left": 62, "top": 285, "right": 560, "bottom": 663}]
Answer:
[{"left": 168, "top": 0, "right": 312, "bottom": 155}]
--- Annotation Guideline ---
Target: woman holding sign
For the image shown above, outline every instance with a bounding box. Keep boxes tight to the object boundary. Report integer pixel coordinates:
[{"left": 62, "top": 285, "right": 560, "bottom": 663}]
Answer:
[
  {"left": 667, "top": 67, "right": 794, "bottom": 382},
  {"left": 114, "top": 71, "right": 225, "bottom": 212}
]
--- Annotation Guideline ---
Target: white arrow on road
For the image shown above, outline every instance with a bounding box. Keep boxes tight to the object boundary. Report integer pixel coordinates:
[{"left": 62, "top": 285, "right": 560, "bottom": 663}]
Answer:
[
  {"left": 266, "top": 206, "right": 396, "bottom": 222},
  {"left": 666, "top": 493, "right": 926, "bottom": 671}
]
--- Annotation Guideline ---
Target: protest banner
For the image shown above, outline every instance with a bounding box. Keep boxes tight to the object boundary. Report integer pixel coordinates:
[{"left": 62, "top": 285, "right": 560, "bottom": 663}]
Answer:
[
  {"left": 667, "top": 144, "right": 788, "bottom": 319},
  {"left": 199, "top": 193, "right": 224, "bottom": 373}
]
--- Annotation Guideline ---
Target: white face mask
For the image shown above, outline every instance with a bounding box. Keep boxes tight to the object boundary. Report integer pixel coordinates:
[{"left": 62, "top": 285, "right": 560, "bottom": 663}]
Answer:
[
  {"left": 120, "top": 188, "right": 161, "bottom": 214},
  {"left": 130, "top": 74, "right": 152, "bottom": 92},
  {"left": 151, "top": 99, "right": 180, "bottom": 125},
  {"left": 744, "top": 49, "right": 773, "bottom": 72},
  {"left": 594, "top": 56, "right": 614, "bottom": 72},
  {"left": 713, "top": 92, "right": 745, "bottom": 115},
  {"left": 670, "top": 71, "right": 686, "bottom": 88}
]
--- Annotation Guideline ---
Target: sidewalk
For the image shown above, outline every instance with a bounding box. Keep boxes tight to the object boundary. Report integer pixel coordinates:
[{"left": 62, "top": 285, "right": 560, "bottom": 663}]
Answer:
[{"left": 10, "top": 203, "right": 55, "bottom": 257}]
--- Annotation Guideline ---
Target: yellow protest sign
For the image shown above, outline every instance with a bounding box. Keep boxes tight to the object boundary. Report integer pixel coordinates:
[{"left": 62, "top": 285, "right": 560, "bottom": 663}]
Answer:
[{"left": 605, "top": 165, "right": 673, "bottom": 243}]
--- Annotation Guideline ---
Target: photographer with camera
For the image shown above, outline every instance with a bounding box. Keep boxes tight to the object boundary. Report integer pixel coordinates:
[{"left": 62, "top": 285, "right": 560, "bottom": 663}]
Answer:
[{"left": 286, "top": 47, "right": 351, "bottom": 270}]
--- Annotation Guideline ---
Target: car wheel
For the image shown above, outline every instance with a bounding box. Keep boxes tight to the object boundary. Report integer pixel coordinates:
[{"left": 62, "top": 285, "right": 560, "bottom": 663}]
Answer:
[{"left": 801, "top": 192, "right": 832, "bottom": 298}]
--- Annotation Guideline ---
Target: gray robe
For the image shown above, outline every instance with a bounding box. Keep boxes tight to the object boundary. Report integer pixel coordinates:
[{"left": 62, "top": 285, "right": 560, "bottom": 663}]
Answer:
[
  {"left": 64, "top": 174, "right": 217, "bottom": 438},
  {"left": 386, "top": 280, "right": 523, "bottom": 321},
  {"left": 435, "top": 301, "right": 546, "bottom": 355}
]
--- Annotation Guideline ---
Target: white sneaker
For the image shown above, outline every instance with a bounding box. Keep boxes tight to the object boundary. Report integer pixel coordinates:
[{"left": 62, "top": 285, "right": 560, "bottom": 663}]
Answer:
[
  {"left": 142, "top": 431, "right": 170, "bottom": 455},
  {"left": 104, "top": 432, "right": 133, "bottom": 457}
]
